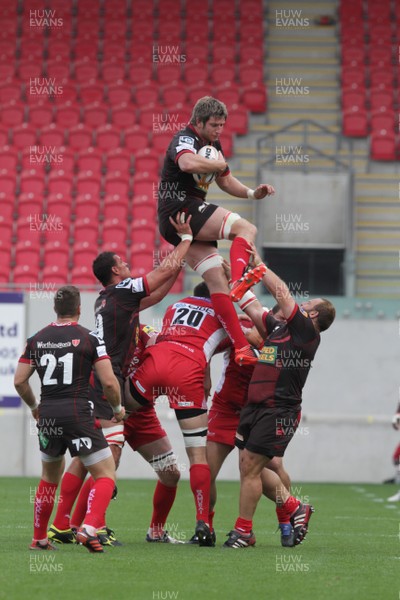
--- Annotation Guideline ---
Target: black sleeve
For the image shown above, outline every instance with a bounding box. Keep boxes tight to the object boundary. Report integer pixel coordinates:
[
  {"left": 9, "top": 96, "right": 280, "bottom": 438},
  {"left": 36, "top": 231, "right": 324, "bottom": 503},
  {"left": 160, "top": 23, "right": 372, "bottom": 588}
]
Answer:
[{"left": 286, "top": 305, "right": 319, "bottom": 346}]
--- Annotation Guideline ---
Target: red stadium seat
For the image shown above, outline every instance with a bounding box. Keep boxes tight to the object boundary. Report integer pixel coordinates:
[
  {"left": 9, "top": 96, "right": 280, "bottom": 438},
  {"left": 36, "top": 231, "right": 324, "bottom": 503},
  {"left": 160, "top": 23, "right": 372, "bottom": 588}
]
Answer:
[
  {"left": 127, "top": 63, "right": 153, "bottom": 84},
  {"left": 151, "top": 131, "right": 172, "bottom": 154},
  {"left": 0, "top": 169, "right": 16, "bottom": 195},
  {"left": 103, "top": 194, "right": 129, "bottom": 221},
  {"left": 73, "top": 217, "right": 99, "bottom": 245},
  {"left": 49, "top": 83, "right": 78, "bottom": 105},
  {"left": 210, "top": 44, "right": 236, "bottom": 65},
  {"left": 341, "top": 47, "right": 365, "bottom": 67},
  {"left": 72, "top": 241, "right": 98, "bottom": 268},
  {"left": 214, "top": 85, "right": 241, "bottom": 109},
  {"left": 241, "top": 85, "right": 267, "bottom": 113},
  {"left": 105, "top": 148, "right": 132, "bottom": 173},
  {"left": 49, "top": 146, "right": 75, "bottom": 172},
  {"left": 70, "top": 265, "right": 98, "bottom": 285},
  {"left": 17, "top": 60, "right": 43, "bottom": 80},
  {"left": 184, "top": 64, "right": 209, "bottom": 85},
  {"left": 68, "top": 124, "right": 93, "bottom": 150},
  {"left": 45, "top": 59, "right": 70, "bottom": 82},
  {"left": 75, "top": 171, "right": 102, "bottom": 197},
  {"left": 154, "top": 64, "right": 182, "bottom": 85},
  {"left": 135, "top": 82, "right": 159, "bottom": 106},
  {"left": 19, "top": 169, "right": 45, "bottom": 196},
  {"left": 370, "top": 109, "right": 395, "bottom": 133},
  {"left": 76, "top": 147, "right": 103, "bottom": 173},
  {"left": 101, "top": 60, "right": 126, "bottom": 84},
  {"left": 183, "top": 44, "right": 209, "bottom": 65},
  {"left": 369, "top": 89, "right": 393, "bottom": 111},
  {"left": 342, "top": 107, "right": 369, "bottom": 137},
  {"left": 28, "top": 101, "right": 53, "bottom": 127},
  {"left": 54, "top": 102, "right": 81, "bottom": 128},
  {"left": 110, "top": 103, "right": 138, "bottom": 130},
  {"left": 42, "top": 240, "right": 69, "bottom": 269},
  {"left": 95, "top": 125, "right": 121, "bottom": 151},
  {"left": 79, "top": 82, "right": 105, "bottom": 104},
  {"left": 211, "top": 65, "right": 236, "bottom": 86},
  {"left": 187, "top": 83, "right": 215, "bottom": 105},
  {"left": 103, "top": 171, "right": 130, "bottom": 197},
  {"left": 238, "top": 64, "right": 264, "bottom": 86},
  {"left": 0, "top": 146, "right": 18, "bottom": 171},
  {"left": 341, "top": 67, "right": 366, "bottom": 88},
  {"left": 370, "top": 129, "right": 397, "bottom": 160},
  {"left": 82, "top": 102, "right": 109, "bottom": 128},
  {"left": 0, "top": 62, "right": 16, "bottom": 82},
  {"left": 138, "top": 105, "right": 161, "bottom": 130},
  {"left": 72, "top": 39, "right": 99, "bottom": 61},
  {"left": 131, "top": 219, "right": 156, "bottom": 245},
  {"left": 74, "top": 60, "right": 99, "bottom": 84},
  {"left": 0, "top": 125, "right": 8, "bottom": 147},
  {"left": 107, "top": 82, "right": 133, "bottom": 106},
  {"left": 227, "top": 106, "right": 248, "bottom": 135},
  {"left": 0, "top": 100, "right": 25, "bottom": 127},
  {"left": 13, "top": 263, "right": 40, "bottom": 284},
  {"left": 101, "top": 40, "right": 126, "bottom": 61},
  {"left": 124, "top": 126, "right": 149, "bottom": 153},
  {"left": 102, "top": 217, "right": 127, "bottom": 244},
  {"left": 46, "top": 194, "right": 72, "bottom": 223},
  {"left": 131, "top": 202, "right": 156, "bottom": 222},
  {"left": 134, "top": 149, "right": 160, "bottom": 175},
  {"left": 41, "top": 264, "right": 69, "bottom": 284},
  {"left": 47, "top": 169, "right": 74, "bottom": 197},
  {"left": 74, "top": 194, "right": 101, "bottom": 221},
  {"left": 161, "top": 83, "right": 187, "bottom": 108},
  {"left": 38, "top": 123, "right": 65, "bottom": 147},
  {"left": 11, "top": 123, "right": 37, "bottom": 149},
  {"left": 342, "top": 90, "right": 366, "bottom": 110},
  {"left": 46, "top": 40, "right": 70, "bottom": 61}
]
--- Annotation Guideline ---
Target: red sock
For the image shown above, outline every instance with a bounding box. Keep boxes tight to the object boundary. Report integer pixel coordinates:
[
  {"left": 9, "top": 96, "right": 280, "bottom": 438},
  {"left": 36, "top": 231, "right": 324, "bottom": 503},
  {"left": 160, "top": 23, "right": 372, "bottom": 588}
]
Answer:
[
  {"left": 208, "top": 510, "right": 215, "bottom": 531},
  {"left": 189, "top": 464, "right": 211, "bottom": 522},
  {"left": 150, "top": 481, "right": 178, "bottom": 536},
  {"left": 33, "top": 479, "right": 58, "bottom": 541},
  {"left": 276, "top": 495, "right": 300, "bottom": 523},
  {"left": 83, "top": 477, "right": 115, "bottom": 530},
  {"left": 70, "top": 476, "right": 94, "bottom": 529},
  {"left": 230, "top": 236, "right": 252, "bottom": 282},
  {"left": 234, "top": 516, "right": 252, "bottom": 534},
  {"left": 52, "top": 472, "right": 84, "bottom": 530},
  {"left": 211, "top": 292, "right": 248, "bottom": 350}
]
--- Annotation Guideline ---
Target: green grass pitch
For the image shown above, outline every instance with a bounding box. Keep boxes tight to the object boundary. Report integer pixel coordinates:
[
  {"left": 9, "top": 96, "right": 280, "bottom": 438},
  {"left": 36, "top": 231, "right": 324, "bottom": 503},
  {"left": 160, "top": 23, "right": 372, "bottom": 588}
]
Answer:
[{"left": 0, "top": 478, "right": 398, "bottom": 600}]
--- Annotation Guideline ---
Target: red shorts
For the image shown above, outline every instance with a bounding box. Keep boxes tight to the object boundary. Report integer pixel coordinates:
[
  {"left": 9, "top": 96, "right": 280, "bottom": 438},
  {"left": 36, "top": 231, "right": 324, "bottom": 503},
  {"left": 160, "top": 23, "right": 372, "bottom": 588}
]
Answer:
[
  {"left": 132, "top": 342, "right": 207, "bottom": 411},
  {"left": 207, "top": 392, "right": 242, "bottom": 448},
  {"left": 124, "top": 405, "right": 167, "bottom": 451}
]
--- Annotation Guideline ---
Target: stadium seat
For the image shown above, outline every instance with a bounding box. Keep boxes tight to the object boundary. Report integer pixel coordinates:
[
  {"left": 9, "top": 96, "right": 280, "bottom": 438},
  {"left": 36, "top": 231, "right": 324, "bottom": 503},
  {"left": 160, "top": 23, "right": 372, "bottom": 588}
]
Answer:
[
  {"left": 370, "top": 109, "right": 395, "bottom": 133},
  {"left": 369, "top": 89, "right": 393, "bottom": 111},
  {"left": 103, "top": 171, "right": 131, "bottom": 197},
  {"left": 211, "top": 65, "right": 236, "bottom": 87},
  {"left": 45, "top": 59, "right": 70, "bottom": 82},
  {"left": 138, "top": 105, "right": 161, "bottom": 130},
  {"left": 82, "top": 102, "right": 109, "bottom": 128},
  {"left": 154, "top": 64, "right": 182, "bottom": 85},
  {"left": 135, "top": 82, "right": 159, "bottom": 106},
  {"left": 161, "top": 83, "right": 187, "bottom": 108},
  {"left": 227, "top": 106, "right": 248, "bottom": 135},
  {"left": 46, "top": 194, "right": 72, "bottom": 224},
  {"left": 107, "top": 83, "right": 133, "bottom": 106},
  {"left": 238, "top": 64, "right": 264, "bottom": 85},
  {"left": 183, "top": 44, "right": 209, "bottom": 66},
  {"left": 109, "top": 102, "right": 137, "bottom": 131},
  {"left": 187, "top": 83, "right": 215, "bottom": 105},
  {"left": 46, "top": 39, "right": 70, "bottom": 61},
  {"left": 0, "top": 125, "right": 8, "bottom": 147},
  {"left": 124, "top": 126, "right": 150, "bottom": 153},
  {"left": 68, "top": 124, "right": 93, "bottom": 150},
  {"left": 102, "top": 194, "right": 129, "bottom": 221},
  {"left": 102, "top": 217, "right": 127, "bottom": 244},
  {"left": 95, "top": 124, "right": 121, "bottom": 151},
  {"left": 184, "top": 64, "right": 209, "bottom": 85},
  {"left": 134, "top": 149, "right": 160, "bottom": 175},
  {"left": 54, "top": 102, "right": 81, "bottom": 128},
  {"left": 241, "top": 85, "right": 267, "bottom": 113},
  {"left": 79, "top": 82, "right": 105, "bottom": 105},
  {"left": 74, "top": 194, "right": 101, "bottom": 221},
  {"left": 13, "top": 263, "right": 40, "bottom": 284},
  {"left": 73, "top": 60, "right": 99, "bottom": 84},
  {"left": 73, "top": 217, "right": 99, "bottom": 245},
  {"left": 0, "top": 100, "right": 25, "bottom": 127},
  {"left": 72, "top": 39, "right": 99, "bottom": 62},
  {"left": 75, "top": 170, "right": 102, "bottom": 197},
  {"left": 342, "top": 106, "right": 369, "bottom": 137},
  {"left": 49, "top": 83, "right": 78, "bottom": 105},
  {"left": 38, "top": 123, "right": 65, "bottom": 147},
  {"left": 41, "top": 264, "right": 69, "bottom": 284},
  {"left": 14, "top": 239, "right": 41, "bottom": 270},
  {"left": 19, "top": 170, "right": 45, "bottom": 197},
  {"left": 342, "top": 90, "right": 366, "bottom": 110},
  {"left": 105, "top": 148, "right": 132, "bottom": 173},
  {"left": 28, "top": 101, "right": 53, "bottom": 127},
  {"left": 151, "top": 131, "right": 172, "bottom": 153},
  {"left": 11, "top": 123, "right": 37, "bottom": 149},
  {"left": 72, "top": 241, "right": 98, "bottom": 268},
  {"left": 42, "top": 240, "right": 69, "bottom": 269},
  {"left": 76, "top": 147, "right": 103, "bottom": 173},
  {"left": 131, "top": 219, "right": 156, "bottom": 246},
  {"left": 131, "top": 202, "right": 156, "bottom": 222},
  {"left": 70, "top": 265, "right": 98, "bottom": 285},
  {"left": 213, "top": 85, "right": 241, "bottom": 108},
  {"left": 341, "top": 46, "right": 365, "bottom": 67},
  {"left": 0, "top": 169, "right": 16, "bottom": 195},
  {"left": 0, "top": 146, "right": 18, "bottom": 171},
  {"left": 101, "top": 40, "right": 126, "bottom": 61},
  {"left": 101, "top": 60, "right": 126, "bottom": 84},
  {"left": 210, "top": 44, "right": 236, "bottom": 65},
  {"left": 127, "top": 63, "right": 153, "bottom": 84},
  {"left": 49, "top": 146, "right": 74, "bottom": 172},
  {"left": 47, "top": 169, "right": 73, "bottom": 197},
  {"left": 0, "top": 62, "right": 16, "bottom": 82},
  {"left": 17, "top": 59, "right": 43, "bottom": 80},
  {"left": 370, "top": 129, "right": 397, "bottom": 160},
  {"left": 341, "top": 66, "right": 366, "bottom": 88}
]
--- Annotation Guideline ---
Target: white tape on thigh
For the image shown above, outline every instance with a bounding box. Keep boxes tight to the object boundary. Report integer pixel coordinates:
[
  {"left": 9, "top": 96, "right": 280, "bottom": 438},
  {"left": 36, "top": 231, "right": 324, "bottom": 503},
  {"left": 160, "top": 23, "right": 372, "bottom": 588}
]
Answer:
[
  {"left": 80, "top": 446, "right": 112, "bottom": 467},
  {"left": 219, "top": 211, "right": 241, "bottom": 240},
  {"left": 193, "top": 253, "right": 223, "bottom": 276},
  {"left": 40, "top": 452, "right": 64, "bottom": 463},
  {"left": 181, "top": 427, "right": 207, "bottom": 448},
  {"left": 102, "top": 424, "right": 125, "bottom": 447},
  {"left": 149, "top": 450, "right": 177, "bottom": 472}
]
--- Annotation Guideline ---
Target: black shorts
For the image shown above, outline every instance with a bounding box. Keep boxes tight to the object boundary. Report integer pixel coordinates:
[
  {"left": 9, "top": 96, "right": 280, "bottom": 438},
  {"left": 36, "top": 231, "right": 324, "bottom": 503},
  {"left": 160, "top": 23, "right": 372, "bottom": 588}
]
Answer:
[
  {"left": 89, "top": 370, "right": 125, "bottom": 420},
  {"left": 158, "top": 195, "right": 219, "bottom": 246},
  {"left": 37, "top": 416, "right": 109, "bottom": 459},
  {"left": 235, "top": 403, "right": 301, "bottom": 458}
]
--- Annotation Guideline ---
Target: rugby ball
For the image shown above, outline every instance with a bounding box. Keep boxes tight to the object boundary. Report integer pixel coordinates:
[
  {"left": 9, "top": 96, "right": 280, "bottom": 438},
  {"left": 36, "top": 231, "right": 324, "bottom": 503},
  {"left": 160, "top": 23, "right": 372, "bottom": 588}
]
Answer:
[{"left": 193, "top": 145, "right": 219, "bottom": 185}]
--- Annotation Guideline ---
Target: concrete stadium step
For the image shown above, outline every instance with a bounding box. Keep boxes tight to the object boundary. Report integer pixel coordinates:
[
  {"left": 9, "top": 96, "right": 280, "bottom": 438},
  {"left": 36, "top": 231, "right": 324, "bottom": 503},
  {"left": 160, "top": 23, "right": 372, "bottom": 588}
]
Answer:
[
  {"left": 267, "top": 66, "right": 340, "bottom": 82},
  {"left": 356, "top": 207, "right": 400, "bottom": 221},
  {"left": 356, "top": 195, "right": 399, "bottom": 205}
]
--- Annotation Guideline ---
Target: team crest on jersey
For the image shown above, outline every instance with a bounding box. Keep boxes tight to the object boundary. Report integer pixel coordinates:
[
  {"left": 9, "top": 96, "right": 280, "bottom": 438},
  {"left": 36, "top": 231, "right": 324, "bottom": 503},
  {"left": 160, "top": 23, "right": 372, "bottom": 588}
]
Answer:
[
  {"left": 258, "top": 345, "right": 277, "bottom": 364},
  {"left": 72, "top": 339, "right": 80, "bottom": 347}
]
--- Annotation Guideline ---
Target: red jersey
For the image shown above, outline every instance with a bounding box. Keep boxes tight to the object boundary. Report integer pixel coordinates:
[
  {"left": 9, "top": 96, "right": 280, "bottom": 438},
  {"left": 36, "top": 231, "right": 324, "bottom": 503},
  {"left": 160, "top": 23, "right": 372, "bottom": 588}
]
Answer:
[
  {"left": 126, "top": 324, "right": 159, "bottom": 378},
  {"left": 155, "top": 295, "right": 227, "bottom": 367}
]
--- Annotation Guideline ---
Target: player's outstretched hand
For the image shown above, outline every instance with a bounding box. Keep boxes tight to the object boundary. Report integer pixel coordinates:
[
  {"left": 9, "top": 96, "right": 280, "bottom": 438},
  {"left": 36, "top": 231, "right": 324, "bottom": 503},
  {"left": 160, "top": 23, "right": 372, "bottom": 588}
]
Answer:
[
  {"left": 392, "top": 412, "right": 400, "bottom": 430},
  {"left": 247, "top": 242, "right": 263, "bottom": 267},
  {"left": 221, "top": 258, "right": 232, "bottom": 281},
  {"left": 112, "top": 407, "right": 126, "bottom": 422},
  {"left": 169, "top": 212, "right": 192, "bottom": 237},
  {"left": 254, "top": 184, "right": 275, "bottom": 199}
]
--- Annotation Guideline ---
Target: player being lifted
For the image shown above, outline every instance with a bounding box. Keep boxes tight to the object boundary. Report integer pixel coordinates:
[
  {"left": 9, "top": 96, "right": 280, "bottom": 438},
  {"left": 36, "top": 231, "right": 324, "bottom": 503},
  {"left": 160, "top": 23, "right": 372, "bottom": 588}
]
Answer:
[{"left": 158, "top": 96, "right": 275, "bottom": 366}]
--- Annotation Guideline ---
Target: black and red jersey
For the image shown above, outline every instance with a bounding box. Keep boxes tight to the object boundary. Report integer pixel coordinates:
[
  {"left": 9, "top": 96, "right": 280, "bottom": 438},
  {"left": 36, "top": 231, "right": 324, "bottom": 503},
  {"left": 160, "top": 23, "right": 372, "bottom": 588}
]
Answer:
[
  {"left": 158, "top": 124, "right": 230, "bottom": 205},
  {"left": 248, "top": 305, "right": 320, "bottom": 408},
  {"left": 94, "top": 276, "right": 149, "bottom": 378},
  {"left": 19, "top": 322, "right": 109, "bottom": 419}
]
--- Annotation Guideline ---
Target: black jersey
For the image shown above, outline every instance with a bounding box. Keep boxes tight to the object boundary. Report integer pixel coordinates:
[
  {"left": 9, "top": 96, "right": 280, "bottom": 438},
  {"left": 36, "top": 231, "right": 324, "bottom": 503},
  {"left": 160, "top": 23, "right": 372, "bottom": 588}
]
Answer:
[
  {"left": 248, "top": 305, "right": 320, "bottom": 408},
  {"left": 94, "top": 276, "right": 149, "bottom": 379},
  {"left": 158, "top": 124, "right": 230, "bottom": 207},
  {"left": 19, "top": 321, "right": 109, "bottom": 419}
]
